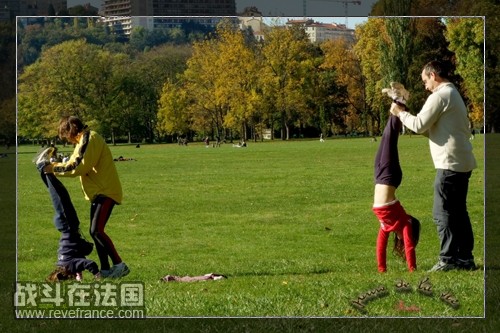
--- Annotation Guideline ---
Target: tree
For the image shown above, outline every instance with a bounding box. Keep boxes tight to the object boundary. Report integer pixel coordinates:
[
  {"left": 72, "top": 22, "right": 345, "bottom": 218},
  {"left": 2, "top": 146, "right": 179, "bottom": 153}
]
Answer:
[
  {"left": 353, "top": 18, "right": 387, "bottom": 134},
  {"left": 181, "top": 28, "right": 231, "bottom": 137},
  {"left": 404, "top": 18, "right": 453, "bottom": 113},
  {"left": 215, "top": 22, "right": 260, "bottom": 141},
  {"left": 321, "top": 37, "right": 366, "bottom": 134},
  {"left": 179, "top": 21, "right": 260, "bottom": 141},
  {"left": 0, "top": 22, "right": 16, "bottom": 143},
  {"left": 445, "top": 17, "right": 485, "bottom": 127},
  {"left": 128, "top": 44, "right": 191, "bottom": 142},
  {"left": 306, "top": 61, "right": 348, "bottom": 136},
  {"left": 68, "top": 5, "right": 99, "bottom": 16},
  {"left": 17, "top": 39, "right": 130, "bottom": 142},
  {"left": 17, "top": 17, "right": 116, "bottom": 68},
  {"left": 260, "top": 25, "right": 313, "bottom": 140},
  {"left": 157, "top": 80, "right": 191, "bottom": 139},
  {"left": 381, "top": 17, "right": 414, "bottom": 86},
  {"left": 372, "top": 0, "right": 499, "bottom": 132}
]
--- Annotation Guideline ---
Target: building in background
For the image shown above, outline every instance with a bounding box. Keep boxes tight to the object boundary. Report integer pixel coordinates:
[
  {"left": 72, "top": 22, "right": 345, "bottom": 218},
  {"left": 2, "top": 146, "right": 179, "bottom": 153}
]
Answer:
[
  {"left": 102, "top": 0, "right": 236, "bottom": 36},
  {"left": 238, "top": 6, "right": 266, "bottom": 41},
  {"left": 286, "top": 18, "right": 355, "bottom": 43},
  {"left": 151, "top": 0, "right": 235, "bottom": 16},
  {"left": 0, "top": 0, "right": 67, "bottom": 19}
]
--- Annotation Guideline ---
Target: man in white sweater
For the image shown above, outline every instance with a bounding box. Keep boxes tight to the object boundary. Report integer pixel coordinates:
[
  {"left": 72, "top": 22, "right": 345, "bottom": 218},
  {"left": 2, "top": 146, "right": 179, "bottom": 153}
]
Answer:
[{"left": 390, "top": 60, "right": 477, "bottom": 272}]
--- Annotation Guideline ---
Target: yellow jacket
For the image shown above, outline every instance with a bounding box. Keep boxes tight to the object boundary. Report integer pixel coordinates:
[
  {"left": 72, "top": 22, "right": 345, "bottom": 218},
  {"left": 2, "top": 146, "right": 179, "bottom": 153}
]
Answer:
[{"left": 53, "top": 130, "right": 122, "bottom": 204}]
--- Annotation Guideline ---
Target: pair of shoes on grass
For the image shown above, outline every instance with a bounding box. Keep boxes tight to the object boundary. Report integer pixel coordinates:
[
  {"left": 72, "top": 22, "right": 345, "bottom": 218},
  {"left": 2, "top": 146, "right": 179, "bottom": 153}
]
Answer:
[
  {"left": 428, "top": 258, "right": 477, "bottom": 272},
  {"left": 100, "top": 262, "right": 130, "bottom": 278}
]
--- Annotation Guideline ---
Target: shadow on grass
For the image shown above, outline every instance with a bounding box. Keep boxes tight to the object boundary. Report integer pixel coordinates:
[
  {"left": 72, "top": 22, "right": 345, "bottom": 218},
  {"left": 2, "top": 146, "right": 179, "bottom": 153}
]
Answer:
[{"left": 229, "top": 268, "right": 334, "bottom": 278}]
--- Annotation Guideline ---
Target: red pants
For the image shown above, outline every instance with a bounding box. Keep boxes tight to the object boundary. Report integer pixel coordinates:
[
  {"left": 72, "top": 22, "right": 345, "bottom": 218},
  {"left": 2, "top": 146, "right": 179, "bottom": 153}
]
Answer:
[{"left": 373, "top": 200, "right": 416, "bottom": 272}]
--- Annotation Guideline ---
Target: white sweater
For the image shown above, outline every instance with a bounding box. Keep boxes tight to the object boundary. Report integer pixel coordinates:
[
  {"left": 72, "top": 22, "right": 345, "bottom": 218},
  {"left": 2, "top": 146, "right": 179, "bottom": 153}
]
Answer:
[{"left": 399, "top": 82, "right": 477, "bottom": 172}]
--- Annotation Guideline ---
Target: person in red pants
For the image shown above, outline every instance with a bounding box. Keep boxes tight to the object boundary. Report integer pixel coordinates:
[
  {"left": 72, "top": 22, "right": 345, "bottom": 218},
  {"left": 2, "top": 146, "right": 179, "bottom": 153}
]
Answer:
[{"left": 372, "top": 83, "right": 420, "bottom": 273}]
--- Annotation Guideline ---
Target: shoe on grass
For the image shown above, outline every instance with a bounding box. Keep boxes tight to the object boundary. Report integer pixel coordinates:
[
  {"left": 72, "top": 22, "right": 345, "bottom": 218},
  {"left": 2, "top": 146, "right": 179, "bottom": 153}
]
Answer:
[
  {"left": 100, "top": 269, "right": 113, "bottom": 278},
  {"left": 428, "top": 260, "right": 459, "bottom": 272},
  {"left": 109, "top": 262, "right": 130, "bottom": 278},
  {"left": 456, "top": 258, "right": 477, "bottom": 271}
]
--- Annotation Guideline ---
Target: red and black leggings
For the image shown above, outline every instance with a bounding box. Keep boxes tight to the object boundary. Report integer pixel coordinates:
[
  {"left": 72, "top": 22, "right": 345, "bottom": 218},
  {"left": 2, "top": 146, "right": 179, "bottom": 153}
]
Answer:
[{"left": 90, "top": 195, "right": 122, "bottom": 271}]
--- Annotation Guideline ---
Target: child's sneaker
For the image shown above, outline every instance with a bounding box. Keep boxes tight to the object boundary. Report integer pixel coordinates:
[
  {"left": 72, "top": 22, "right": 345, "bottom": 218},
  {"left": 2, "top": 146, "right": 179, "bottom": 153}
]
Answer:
[
  {"left": 109, "top": 262, "right": 130, "bottom": 278},
  {"left": 33, "top": 147, "right": 57, "bottom": 171},
  {"left": 100, "top": 269, "right": 113, "bottom": 278}
]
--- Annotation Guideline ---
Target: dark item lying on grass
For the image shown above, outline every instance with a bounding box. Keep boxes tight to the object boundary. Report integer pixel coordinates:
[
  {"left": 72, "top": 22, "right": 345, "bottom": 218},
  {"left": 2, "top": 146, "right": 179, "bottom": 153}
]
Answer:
[
  {"left": 160, "top": 273, "right": 227, "bottom": 282},
  {"left": 114, "top": 156, "right": 137, "bottom": 161}
]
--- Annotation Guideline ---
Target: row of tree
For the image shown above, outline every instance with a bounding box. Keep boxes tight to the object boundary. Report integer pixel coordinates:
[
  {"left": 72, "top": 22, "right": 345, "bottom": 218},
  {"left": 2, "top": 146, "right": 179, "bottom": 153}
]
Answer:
[
  {"left": 17, "top": 17, "right": 216, "bottom": 68},
  {"left": 17, "top": 15, "right": 484, "bottom": 143},
  {"left": 3, "top": 0, "right": 499, "bottom": 146},
  {"left": 160, "top": 16, "right": 484, "bottom": 141}
]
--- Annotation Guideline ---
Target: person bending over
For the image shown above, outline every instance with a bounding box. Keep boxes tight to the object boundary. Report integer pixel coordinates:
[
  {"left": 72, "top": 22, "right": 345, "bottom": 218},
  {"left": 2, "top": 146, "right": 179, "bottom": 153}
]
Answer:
[{"left": 43, "top": 116, "right": 129, "bottom": 278}]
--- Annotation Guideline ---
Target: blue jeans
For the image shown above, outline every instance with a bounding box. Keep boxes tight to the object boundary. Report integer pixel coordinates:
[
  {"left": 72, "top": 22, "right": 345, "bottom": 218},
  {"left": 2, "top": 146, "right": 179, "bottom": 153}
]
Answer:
[
  {"left": 433, "top": 169, "right": 474, "bottom": 262},
  {"left": 40, "top": 172, "right": 81, "bottom": 233}
]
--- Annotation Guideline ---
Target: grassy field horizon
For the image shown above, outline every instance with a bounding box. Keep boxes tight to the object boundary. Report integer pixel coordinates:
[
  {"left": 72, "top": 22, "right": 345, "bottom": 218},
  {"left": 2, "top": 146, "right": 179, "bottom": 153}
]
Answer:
[{"left": 16, "top": 134, "right": 484, "bottom": 318}]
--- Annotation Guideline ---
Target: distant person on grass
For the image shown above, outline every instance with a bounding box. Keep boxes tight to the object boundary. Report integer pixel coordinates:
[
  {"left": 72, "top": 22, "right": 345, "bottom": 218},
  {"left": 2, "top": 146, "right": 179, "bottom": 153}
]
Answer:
[
  {"left": 373, "top": 82, "right": 420, "bottom": 273},
  {"left": 42, "top": 116, "right": 129, "bottom": 278},
  {"left": 390, "top": 60, "right": 477, "bottom": 272}
]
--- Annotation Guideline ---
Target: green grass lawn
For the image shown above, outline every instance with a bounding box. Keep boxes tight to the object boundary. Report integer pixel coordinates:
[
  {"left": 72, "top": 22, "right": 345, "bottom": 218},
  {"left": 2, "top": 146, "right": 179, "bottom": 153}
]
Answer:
[{"left": 16, "top": 135, "right": 484, "bottom": 318}]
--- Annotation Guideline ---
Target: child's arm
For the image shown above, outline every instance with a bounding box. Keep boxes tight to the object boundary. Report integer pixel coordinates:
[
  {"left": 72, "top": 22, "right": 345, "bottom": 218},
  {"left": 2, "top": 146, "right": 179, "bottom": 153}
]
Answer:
[{"left": 376, "top": 228, "right": 390, "bottom": 272}]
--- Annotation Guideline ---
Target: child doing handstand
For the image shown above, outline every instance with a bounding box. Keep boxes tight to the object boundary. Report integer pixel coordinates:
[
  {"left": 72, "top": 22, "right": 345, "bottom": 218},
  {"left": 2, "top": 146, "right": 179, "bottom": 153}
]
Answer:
[
  {"left": 372, "top": 83, "right": 421, "bottom": 273},
  {"left": 35, "top": 146, "right": 100, "bottom": 281}
]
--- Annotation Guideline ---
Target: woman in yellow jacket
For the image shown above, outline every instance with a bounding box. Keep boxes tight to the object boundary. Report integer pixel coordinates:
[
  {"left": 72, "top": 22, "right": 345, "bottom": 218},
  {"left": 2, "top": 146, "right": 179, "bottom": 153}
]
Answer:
[{"left": 44, "top": 116, "right": 129, "bottom": 278}]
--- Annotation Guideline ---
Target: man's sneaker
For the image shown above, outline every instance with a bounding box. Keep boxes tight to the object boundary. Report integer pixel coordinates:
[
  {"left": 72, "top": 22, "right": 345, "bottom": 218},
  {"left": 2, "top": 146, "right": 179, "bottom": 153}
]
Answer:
[
  {"left": 428, "top": 260, "right": 459, "bottom": 272},
  {"left": 33, "top": 147, "right": 57, "bottom": 171},
  {"left": 457, "top": 258, "right": 477, "bottom": 271},
  {"left": 109, "top": 262, "right": 130, "bottom": 278}
]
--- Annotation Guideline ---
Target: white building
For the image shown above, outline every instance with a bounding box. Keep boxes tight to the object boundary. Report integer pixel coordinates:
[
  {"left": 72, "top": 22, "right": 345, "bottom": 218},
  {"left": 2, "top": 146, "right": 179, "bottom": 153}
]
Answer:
[
  {"left": 238, "top": 6, "right": 266, "bottom": 41},
  {"left": 286, "top": 19, "right": 355, "bottom": 44}
]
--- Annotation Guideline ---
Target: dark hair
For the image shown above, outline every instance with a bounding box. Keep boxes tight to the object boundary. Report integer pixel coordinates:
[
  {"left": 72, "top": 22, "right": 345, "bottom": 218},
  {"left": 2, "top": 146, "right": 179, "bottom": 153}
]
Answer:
[
  {"left": 410, "top": 216, "right": 420, "bottom": 246},
  {"left": 422, "top": 60, "right": 450, "bottom": 80},
  {"left": 58, "top": 116, "right": 87, "bottom": 142},
  {"left": 393, "top": 216, "right": 421, "bottom": 261},
  {"left": 46, "top": 266, "right": 76, "bottom": 282}
]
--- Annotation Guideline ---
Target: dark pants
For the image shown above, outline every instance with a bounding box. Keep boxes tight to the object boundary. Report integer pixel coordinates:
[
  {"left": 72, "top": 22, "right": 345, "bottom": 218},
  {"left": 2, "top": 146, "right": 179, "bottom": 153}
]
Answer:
[
  {"left": 90, "top": 196, "right": 122, "bottom": 271},
  {"left": 40, "top": 171, "right": 94, "bottom": 266},
  {"left": 40, "top": 172, "right": 80, "bottom": 233},
  {"left": 433, "top": 169, "right": 474, "bottom": 262},
  {"left": 374, "top": 115, "right": 402, "bottom": 188}
]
